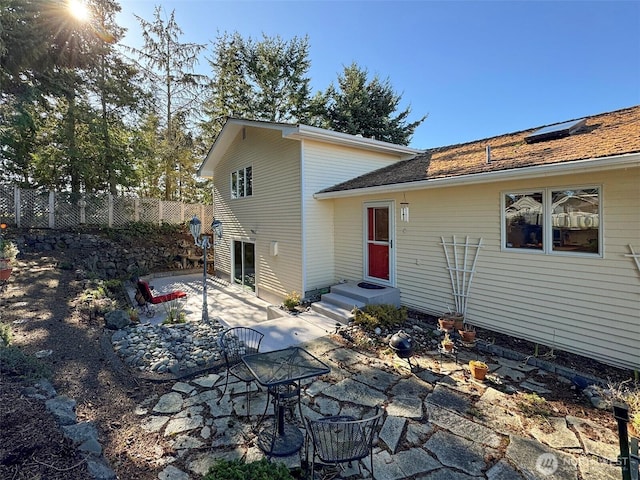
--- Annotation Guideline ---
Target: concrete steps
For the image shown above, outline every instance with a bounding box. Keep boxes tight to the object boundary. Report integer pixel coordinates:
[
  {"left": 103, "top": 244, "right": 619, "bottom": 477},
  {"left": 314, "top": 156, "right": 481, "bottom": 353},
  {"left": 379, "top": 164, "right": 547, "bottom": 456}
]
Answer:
[{"left": 310, "top": 281, "right": 401, "bottom": 324}]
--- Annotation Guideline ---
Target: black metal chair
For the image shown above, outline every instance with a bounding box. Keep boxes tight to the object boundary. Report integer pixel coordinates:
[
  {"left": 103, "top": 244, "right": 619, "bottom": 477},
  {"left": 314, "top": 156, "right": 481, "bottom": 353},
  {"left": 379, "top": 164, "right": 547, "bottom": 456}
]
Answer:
[
  {"left": 217, "top": 327, "right": 264, "bottom": 417},
  {"left": 305, "top": 406, "right": 384, "bottom": 479}
]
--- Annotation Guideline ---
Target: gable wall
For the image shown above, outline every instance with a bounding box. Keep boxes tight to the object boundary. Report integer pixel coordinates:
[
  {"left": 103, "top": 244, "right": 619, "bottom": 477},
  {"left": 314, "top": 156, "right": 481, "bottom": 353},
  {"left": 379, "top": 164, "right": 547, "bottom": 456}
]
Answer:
[
  {"left": 332, "top": 166, "right": 640, "bottom": 370},
  {"left": 302, "top": 140, "right": 403, "bottom": 294},
  {"left": 213, "top": 126, "right": 303, "bottom": 304}
]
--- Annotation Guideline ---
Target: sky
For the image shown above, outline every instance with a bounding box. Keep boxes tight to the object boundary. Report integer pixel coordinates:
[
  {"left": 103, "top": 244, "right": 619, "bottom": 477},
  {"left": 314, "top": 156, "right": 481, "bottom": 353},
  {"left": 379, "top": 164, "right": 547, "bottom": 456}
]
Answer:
[{"left": 116, "top": 1, "right": 640, "bottom": 150}]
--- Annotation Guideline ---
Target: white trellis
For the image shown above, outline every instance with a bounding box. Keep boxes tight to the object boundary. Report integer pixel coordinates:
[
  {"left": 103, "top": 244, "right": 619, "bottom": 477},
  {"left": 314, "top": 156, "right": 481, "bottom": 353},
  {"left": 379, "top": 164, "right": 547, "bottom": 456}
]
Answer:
[
  {"left": 441, "top": 236, "right": 483, "bottom": 315},
  {"left": 624, "top": 244, "right": 640, "bottom": 274}
]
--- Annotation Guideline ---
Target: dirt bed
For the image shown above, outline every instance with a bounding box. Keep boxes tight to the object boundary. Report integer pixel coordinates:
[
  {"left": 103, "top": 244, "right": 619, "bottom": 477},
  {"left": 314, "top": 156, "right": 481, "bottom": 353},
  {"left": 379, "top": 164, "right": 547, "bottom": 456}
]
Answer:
[{"left": 0, "top": 252, "right": 168, "bottom": 480}]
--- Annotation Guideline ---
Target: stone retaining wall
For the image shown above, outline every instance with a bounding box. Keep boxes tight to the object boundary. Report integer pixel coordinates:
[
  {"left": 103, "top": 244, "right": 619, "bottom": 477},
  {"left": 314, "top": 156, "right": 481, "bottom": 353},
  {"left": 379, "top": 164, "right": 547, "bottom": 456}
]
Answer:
[{"left": 8, "top": 229, "right": 195, "bottom": 279}]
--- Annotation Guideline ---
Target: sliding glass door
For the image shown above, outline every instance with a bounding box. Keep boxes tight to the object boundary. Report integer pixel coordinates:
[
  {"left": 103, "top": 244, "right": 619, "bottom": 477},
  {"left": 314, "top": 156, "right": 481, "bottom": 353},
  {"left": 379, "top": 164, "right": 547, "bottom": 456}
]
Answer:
[{"left": 232, "top": 240, "right": 255, "bottom": 292}]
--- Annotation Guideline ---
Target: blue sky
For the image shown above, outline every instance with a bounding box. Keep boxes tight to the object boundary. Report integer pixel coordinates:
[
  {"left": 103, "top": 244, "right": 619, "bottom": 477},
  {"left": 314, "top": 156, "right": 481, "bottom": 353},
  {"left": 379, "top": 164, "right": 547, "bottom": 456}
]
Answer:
[{"left": 117, "top": 1, "right": 640, "bottom": 149}]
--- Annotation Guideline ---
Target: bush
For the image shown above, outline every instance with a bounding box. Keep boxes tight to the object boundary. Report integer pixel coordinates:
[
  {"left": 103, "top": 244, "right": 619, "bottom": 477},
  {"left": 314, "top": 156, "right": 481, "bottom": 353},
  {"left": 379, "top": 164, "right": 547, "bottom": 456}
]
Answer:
[
  {"left": 283, "top": 291, "right": 301, "bottom": 311},
  {"left": 352, "top": 304, "right": 407, "bottom": 331},
  {"left": 0, "top": 345, "right": 51, "bottom": 379},
  {"left": 0, "top": 322, "right": 12, "bottom": 346},
  {"left": 204, "top": 458, "right": 295, "bottom": 480}
]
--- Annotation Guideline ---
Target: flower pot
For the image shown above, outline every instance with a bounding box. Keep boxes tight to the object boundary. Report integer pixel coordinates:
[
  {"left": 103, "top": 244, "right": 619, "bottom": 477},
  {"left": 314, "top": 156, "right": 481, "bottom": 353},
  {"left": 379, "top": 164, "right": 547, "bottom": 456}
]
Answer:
[
  {"left": 442, "top": 313, "right": 464, "bottom": 330},
  {"left": 438, "top": 318, "right": 455, "bottom": 331},
  {"left": 0, "top": 267, "right": 12, "bottom": 280},
  {"left": 469, "top": 361, "right": 488, "bottom": 380},
  {"left": 442, "top": 342, "right": 454, "bottom": 352},
  {"left": 459, "top": 330, "right": 477, "bottom": 343}
]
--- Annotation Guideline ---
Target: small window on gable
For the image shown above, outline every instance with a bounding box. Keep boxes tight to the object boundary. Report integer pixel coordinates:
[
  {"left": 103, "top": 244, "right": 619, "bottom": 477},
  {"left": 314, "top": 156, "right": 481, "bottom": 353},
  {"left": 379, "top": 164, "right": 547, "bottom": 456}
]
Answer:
[
  {"left": 502, "top": 186, "right": 601, "bottom": 256},
  {"left": 230, "top": 166, "right": 252, "bottom": 199}
]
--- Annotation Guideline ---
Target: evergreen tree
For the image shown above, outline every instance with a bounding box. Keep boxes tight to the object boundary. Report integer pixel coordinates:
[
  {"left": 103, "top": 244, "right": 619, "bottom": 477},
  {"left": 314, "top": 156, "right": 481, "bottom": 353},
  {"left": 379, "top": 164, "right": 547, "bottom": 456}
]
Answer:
[
  {"left": 310, "top": 63, "right": 426, "bottom": 145},
  {"left": 135, "top": 6, "right": 206, "bottom": 200},
  {"left": 202, "top": 32, "right": 312, "bottom": 142},
  {"left": 84, "top": 0, "right": 147, "bottom": 195}
]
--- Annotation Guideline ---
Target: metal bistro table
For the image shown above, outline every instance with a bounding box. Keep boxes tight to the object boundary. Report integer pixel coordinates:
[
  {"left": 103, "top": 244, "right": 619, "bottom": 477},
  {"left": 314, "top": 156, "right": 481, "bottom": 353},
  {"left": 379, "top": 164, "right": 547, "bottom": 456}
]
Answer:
[{"left": 242, "top": 346, "right": 330, "bottom": 457}]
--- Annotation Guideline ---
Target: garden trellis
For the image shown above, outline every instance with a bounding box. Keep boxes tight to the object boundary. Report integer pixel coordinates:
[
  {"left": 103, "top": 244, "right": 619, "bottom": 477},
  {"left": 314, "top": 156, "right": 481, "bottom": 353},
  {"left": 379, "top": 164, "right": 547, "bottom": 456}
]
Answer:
[
  {"left": 625, "top": 244, "right": 640, "bottom": 275},
  {"left": 441, "top": 236, "right": 483, "bottom": 315}
]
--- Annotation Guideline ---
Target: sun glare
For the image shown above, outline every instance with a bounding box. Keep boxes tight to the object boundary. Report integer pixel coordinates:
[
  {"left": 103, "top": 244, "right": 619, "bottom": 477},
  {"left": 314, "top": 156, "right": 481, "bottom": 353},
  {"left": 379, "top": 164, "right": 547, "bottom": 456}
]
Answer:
[{"left": 68, "top": 0, "right": 91, "bottom": 22}]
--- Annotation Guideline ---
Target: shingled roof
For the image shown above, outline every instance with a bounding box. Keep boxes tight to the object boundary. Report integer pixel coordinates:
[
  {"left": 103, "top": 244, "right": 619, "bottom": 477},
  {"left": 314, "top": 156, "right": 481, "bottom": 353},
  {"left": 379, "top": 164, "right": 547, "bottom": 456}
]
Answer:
[{"left": 318, "top": 105, "right": 640, "bottom": 194}]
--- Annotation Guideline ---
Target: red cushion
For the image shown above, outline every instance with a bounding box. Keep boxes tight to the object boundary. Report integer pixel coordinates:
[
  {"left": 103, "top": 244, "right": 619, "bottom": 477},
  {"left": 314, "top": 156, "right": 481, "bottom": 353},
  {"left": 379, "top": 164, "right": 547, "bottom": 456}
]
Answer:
[
  {"left": 150, "top": 290, "right": 187, "bottom": 304},
  {"left": 137, "top": 281, "right": 186, "bottom": 304}
]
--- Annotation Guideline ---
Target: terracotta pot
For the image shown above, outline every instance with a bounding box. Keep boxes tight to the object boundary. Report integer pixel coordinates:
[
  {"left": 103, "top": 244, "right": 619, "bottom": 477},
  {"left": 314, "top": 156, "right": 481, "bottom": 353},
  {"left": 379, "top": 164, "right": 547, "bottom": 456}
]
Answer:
[
  {"left": 0, "top": 267, "right": 12, "bottom": 280},
  {"left": 459, "top": 330, "right": 477, "bottom": 343},
  {"left": 442, "top": 342, "right": 454, "bottom": 352},
  {"left": 438, "top": 318, "right": 455, "bottom": 331},
  {"left": 469, "top": 362, "right": 488, "bottom": 380}
]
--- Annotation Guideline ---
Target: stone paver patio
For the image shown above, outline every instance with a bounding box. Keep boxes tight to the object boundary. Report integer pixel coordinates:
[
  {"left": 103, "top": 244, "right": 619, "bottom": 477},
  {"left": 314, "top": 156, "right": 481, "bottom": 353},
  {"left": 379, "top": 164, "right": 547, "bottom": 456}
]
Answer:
[{"left": 133, "top": 335, "right": 627, "bottom": 480}]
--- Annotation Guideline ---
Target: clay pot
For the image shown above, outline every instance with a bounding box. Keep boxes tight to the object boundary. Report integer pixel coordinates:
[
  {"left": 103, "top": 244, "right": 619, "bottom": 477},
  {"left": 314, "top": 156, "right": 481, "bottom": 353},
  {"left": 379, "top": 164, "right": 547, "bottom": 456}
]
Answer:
[
  {"left": 0, "top": 267, "right": 12, "bottom": 280},
  {"left": 469, "top": 361, "right": 488, "bottom": 380},
  {"left": 438, "top": 318, "right": 455, "bottom": 331},
  {"left": 459, "top": 330, "right": 477, "bottom": 343},
  {"left": 442, "top": 342, "right": 454, "bottom": 352}
]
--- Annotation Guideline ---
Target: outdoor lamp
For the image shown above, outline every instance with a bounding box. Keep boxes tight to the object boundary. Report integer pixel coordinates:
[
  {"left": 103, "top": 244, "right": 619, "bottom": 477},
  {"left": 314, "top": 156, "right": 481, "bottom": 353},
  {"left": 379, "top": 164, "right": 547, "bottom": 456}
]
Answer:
[
  {"left": 190, "top": 215, "right": 211, "bottom": 323},
  {"left": 401, "top": 202, "right": 410, "bottom": 222},
  {"left": 189, "top": 216, "right": 201, "bottom": 240},
  {"left": 212, "top": 219, "right": 223, "bottom": 244}
]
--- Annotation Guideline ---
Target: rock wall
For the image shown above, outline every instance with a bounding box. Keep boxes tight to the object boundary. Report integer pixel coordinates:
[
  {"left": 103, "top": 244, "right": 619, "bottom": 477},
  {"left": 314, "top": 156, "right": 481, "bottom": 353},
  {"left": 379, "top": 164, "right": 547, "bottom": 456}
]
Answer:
[{"left": 9, "top": 229, "right": 197, "bottom": 279}]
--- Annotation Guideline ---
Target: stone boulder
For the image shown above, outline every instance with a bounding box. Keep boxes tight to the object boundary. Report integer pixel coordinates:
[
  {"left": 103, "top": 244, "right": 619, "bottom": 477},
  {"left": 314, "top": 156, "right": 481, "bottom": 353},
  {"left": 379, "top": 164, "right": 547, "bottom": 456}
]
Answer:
[{"left": 104, "top": 310, "right": 131, "bottom": 330}]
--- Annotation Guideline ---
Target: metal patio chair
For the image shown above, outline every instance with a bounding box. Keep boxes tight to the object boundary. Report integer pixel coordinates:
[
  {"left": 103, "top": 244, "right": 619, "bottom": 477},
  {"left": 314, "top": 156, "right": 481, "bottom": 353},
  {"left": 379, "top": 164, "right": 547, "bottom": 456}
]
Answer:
[
  {"left": 305, "top": 406, "right": 384, "bottom": 479},
  {"left": 217, "top": 327, "right": 264, "bottom": 417}
]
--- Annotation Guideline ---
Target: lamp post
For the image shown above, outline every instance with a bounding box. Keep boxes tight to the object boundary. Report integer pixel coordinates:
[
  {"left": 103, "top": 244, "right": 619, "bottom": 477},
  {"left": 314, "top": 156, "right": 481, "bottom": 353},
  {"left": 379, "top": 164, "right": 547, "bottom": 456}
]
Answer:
[{"left": 189, "top": 215, "right": 211, "bottom": 323}]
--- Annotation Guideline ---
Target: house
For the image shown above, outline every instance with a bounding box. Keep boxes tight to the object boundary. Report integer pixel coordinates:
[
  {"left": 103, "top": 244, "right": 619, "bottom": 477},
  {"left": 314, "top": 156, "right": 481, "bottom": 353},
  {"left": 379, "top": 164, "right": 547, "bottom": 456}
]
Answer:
[{"left": 200, "top": 106, "right": 640, "bottom": 370}]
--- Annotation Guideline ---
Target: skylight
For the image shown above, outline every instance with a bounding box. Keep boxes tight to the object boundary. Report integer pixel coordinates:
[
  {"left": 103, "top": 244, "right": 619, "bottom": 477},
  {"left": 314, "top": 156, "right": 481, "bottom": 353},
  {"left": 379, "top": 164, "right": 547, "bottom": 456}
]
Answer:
[{"left": 525, "top": 118, "right": 586, "bottom": 144}]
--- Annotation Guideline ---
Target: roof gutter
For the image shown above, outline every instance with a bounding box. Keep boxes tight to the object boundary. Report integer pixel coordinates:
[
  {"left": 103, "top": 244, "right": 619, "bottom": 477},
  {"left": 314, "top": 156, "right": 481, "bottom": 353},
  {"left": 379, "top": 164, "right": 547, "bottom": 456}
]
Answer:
[{"left": 313, "top": 153, "right": 640, "bottom": 200}]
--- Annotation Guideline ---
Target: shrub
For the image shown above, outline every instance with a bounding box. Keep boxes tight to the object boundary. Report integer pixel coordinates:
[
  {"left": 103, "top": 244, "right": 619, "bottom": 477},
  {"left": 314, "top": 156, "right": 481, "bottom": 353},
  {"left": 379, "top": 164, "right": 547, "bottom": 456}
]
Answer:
[
  {"left": 0, "top": 238, "right": 19, "bottom": 261},
  {"left": 162, "top": 298, "right": 186, "bottom": 324},
  {"left": 0, "top": 345, "right": 51, "bottom": 379},
  {"left": 283, "top": 291, "right": 301, "bottom": 311},
  {"left": 0, "top": 322, "right": 12, "bottom": 346},
  {"left": 516, "top": 392, "right": 552, "bottom": 418},
  {"left": 601, "top": 380, "right": 640, "bottom": 435},
  {"left": 204, "top": 458, "right": 295, "bottom": 480},
  {"left": 352, "top": 304, "right": 407, "bottom": 331}
]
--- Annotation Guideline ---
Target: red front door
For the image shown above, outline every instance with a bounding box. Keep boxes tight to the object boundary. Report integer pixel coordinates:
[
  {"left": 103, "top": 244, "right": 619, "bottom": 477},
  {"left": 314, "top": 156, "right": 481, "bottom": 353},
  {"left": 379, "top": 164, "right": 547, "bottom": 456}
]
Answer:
[{"left": 366, "top": 205, "right": 390, "bottom": 281}]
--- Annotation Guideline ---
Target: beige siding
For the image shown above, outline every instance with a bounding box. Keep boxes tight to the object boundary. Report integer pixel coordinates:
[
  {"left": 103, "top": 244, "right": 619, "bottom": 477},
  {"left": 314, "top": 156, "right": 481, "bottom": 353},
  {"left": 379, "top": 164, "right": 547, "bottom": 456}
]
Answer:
[
  {"left": 213, "top": 127, "right": 303, "bottom": 304},
  {"left": 332, "top": 167, "right": 640, "bottom": 370},
  {"left": 302, "top": 140, "right": 401, "bottom": 292}
]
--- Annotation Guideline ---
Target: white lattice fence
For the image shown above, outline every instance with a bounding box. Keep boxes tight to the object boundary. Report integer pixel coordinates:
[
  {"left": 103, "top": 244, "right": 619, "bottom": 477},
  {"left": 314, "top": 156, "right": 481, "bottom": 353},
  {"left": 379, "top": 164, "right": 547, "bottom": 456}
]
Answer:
[
  {"left": 19, "top": 189, "right": 49, "bottom": 228},
  {"left": 162, "top": 201, "right": 183, "bottom": 224},
  {"left": 112, "top": 197, "right": 136, "bottom": 227},
  {"left": 0, "top": 187, "right": 210, "bottom": 229},
  {"left": 55, "top": 192, "right": 82, "bottom": 228},
  {"left": 85, "top": 195, "right": 110, "bottom": 225},
  {"left": 139, "top": 198, "right": 161, "bottom": 224},
  {"left": 0, "top": 186, "right": 16, "bottom": 224}
]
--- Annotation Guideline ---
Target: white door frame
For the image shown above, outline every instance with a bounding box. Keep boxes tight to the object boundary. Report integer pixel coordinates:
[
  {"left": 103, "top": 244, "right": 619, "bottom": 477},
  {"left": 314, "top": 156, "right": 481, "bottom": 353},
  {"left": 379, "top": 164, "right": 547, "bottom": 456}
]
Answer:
[{"left": 363, "top": 201, "right": 395, "bottom": 287}]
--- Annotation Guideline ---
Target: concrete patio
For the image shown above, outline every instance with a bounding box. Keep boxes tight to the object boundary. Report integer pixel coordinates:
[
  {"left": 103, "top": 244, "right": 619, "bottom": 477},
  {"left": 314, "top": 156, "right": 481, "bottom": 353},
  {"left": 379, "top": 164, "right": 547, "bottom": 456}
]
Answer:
[{"left": 122, "top": 272, "right": 630, "bottom": 480}]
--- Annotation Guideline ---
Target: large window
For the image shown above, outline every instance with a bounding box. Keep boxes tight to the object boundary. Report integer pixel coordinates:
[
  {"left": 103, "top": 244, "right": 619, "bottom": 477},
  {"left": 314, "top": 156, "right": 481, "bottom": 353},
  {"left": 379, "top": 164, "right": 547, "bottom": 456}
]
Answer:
[
  {"left": 503, "top": 187, "right": 601, "bottom": 255},
  {"left": 231, "top": 166, "right": 252, "bottom": 199}
]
